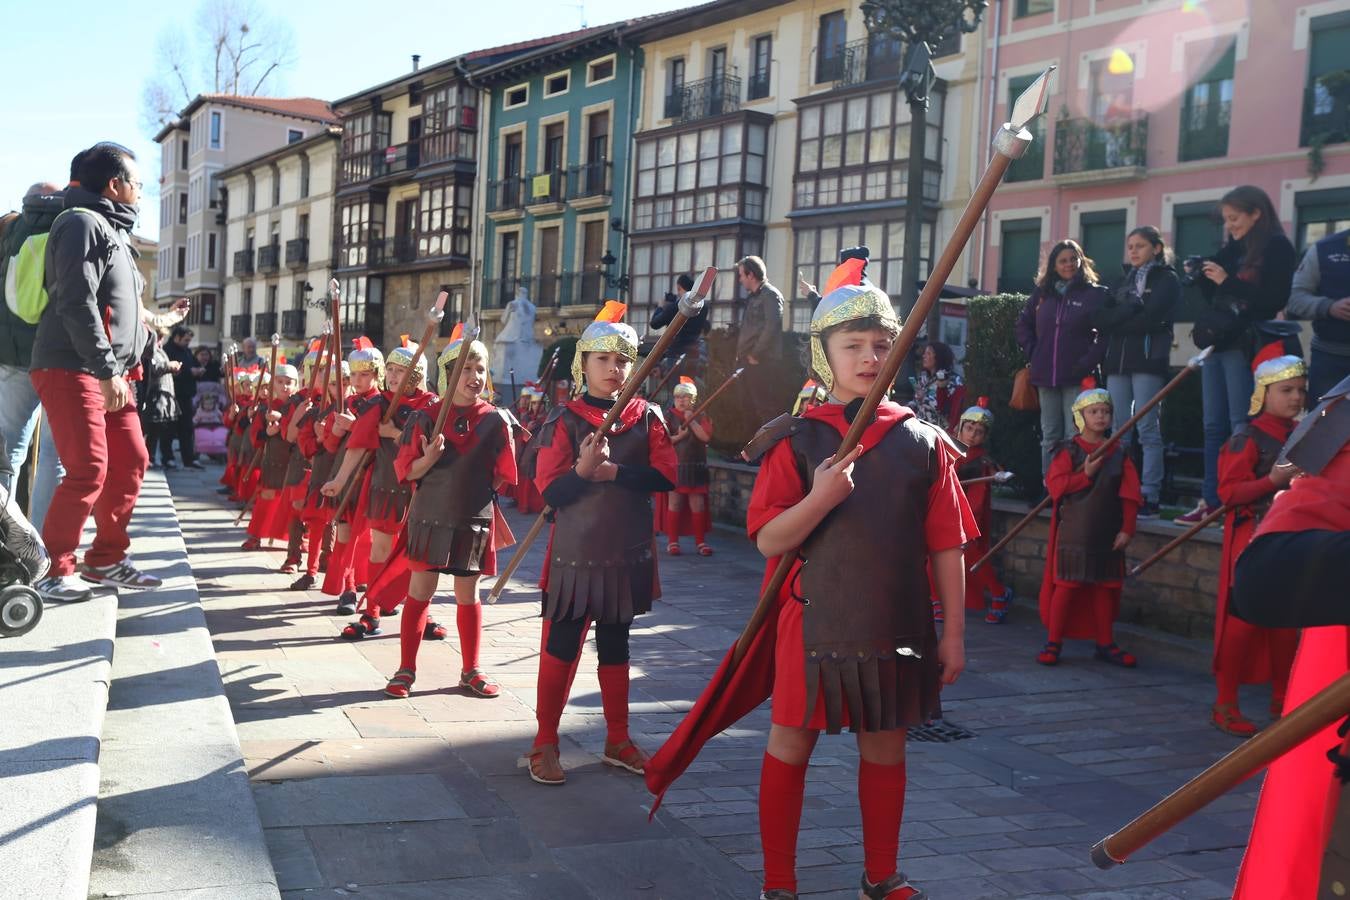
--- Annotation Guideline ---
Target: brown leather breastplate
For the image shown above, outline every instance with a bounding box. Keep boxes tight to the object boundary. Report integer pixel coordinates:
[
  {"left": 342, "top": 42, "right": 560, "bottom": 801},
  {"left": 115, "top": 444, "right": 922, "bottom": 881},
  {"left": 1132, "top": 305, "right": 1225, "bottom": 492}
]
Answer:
[
  {"left": 671, "top": 412, "right": 709, "bottom": 487},
  {"left": 1055, "top": 442, "right": 1125, "bottom": 583},
  {"left": 367, "top": 398, "right": 422, "bottom": 522},
  {"left": 304, "top": 403, "right": 339, "bottom": 505},
  {"left": 284, "top": 401, "right": 317, "bottom": 486},
  {"left": 1231, "top": 425, "right": 1284, "bottom": 521}
]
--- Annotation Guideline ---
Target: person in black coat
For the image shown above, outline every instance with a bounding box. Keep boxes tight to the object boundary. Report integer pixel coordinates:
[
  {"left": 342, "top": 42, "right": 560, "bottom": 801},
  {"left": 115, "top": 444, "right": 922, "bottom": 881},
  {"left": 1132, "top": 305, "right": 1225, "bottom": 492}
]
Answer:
[
  {"left": 139, "top": 330, "right": 181, "bottom": 469},
  {"left": 164, "top": 325, "right": 203, "bottom": 468},
  {"left": 1092, "top": 226, "right": 1180, "bottom": 517}
]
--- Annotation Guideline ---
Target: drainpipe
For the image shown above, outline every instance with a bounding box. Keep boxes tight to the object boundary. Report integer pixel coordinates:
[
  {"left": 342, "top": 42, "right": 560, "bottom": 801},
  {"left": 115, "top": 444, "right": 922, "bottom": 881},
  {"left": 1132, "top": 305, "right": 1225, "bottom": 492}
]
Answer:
[
  {"left": 620, "top": 37, "right": 640, "bottom": 297},
  {"left": 977, "top": 0, "right": 1004, "bottom": 292}
]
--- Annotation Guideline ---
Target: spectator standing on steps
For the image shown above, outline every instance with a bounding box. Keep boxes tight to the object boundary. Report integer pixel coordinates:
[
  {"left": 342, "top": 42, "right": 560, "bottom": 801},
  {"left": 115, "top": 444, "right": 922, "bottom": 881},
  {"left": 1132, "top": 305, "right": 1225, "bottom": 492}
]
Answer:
[
  {"left": 29, "top": 142, "right": 163, "bottom": 603},
  {"left": 735, "top": 255, "right": 785, "bottom": 428},
  {"left": 236, "top": 336, "right": 265, "bottom": 370},
  {"left": 1287, "top": 226, "right": 1350, "bottom": 401},
  {"left": 1092, "top": 226, "right": 1180, "bottom": 519},
  {"left": 1015, "top": 239, "right": 1109, "bottom": 478},
  {"left": 164, "top": 324, "right": 203, "bottom": 469}
]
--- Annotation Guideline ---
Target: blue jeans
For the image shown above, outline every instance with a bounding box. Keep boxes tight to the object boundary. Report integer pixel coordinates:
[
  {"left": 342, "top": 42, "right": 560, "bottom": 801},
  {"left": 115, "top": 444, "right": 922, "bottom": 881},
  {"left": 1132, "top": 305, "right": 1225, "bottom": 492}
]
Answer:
[
  {"left": 1107, "top": 371, "right": 1165, "bottom": 503},
  {"left": 1201, "top": 348, "right": 1253, "bottom": 508},
  {"left": 1037, "top": 385, "right": 1078, "bottom": 478},
  {"left": 0, "top": 364, "right": 63, "bottom": 531},
  {"left": 1309, "top": 346, "right": 1350, "bottom": 403}
]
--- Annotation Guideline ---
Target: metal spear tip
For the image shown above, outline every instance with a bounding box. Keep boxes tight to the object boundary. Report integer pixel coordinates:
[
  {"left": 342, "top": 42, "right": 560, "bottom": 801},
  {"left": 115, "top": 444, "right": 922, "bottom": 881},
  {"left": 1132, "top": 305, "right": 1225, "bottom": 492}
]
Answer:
[
  {"left": 1187, "top": 345, "right": 1215, "bottom": 368},
  {"left": 1009, "top": 66, "right": 1055, "bottom": 131},
  {"left": 732, "top": 367, "right": 746, "bottom": 376},
  {"left": 994, "top": 470, "right": 1015, "bottom": 483},
  {"left": 271, "top": 333, "right": 281, "bottom": 344}
]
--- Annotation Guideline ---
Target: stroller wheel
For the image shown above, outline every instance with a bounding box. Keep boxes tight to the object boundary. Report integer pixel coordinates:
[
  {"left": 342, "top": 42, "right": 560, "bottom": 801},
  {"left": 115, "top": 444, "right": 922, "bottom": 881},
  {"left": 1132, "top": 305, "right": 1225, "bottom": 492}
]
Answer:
[{"left": 0, "top": 585, "right": 42, "bottom": 637}]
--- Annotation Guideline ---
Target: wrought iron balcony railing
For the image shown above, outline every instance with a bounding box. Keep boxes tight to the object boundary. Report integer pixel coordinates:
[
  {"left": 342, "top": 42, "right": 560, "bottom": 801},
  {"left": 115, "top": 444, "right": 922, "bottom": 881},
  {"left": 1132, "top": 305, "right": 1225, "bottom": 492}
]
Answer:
[
  {"left": 281, "top": 308, "right": 307, "bottom": 338},
  {"left": 567, "top": 160, "right": 611, "bottom": 201},
  {"left": 1053, "top": 115, "right": 1148, "bottom": 175},
  {"left": 229, "top": 314, "right": 250, "bottom": 341},
  {"left": 232, "top": 249, "right": 254, "bottom": 277},
  {"left": 525, "top": 169, "right": 566, "bottom": 205},
  {"left": 257, "top": 243, "right": 281, "bottom": 272},
  {"left": 285, "top": 238, "right": 309, "bottom": 267},
  {"left": 832, "top": 37, "right": 903, "bottom": 88},
  {"left": 254, "top": 311, "right": 278, "bottom": 337},
  {"left": 667, "top": 75, "right": 741, "bottom": 124},
  {"left": 487, "top": 176, "right": 525, "bottom": 213},
  {"left": 746, "top": 71, "right": 771, "bottom": 101},
  {"left": 368, "top": 235, "right": 417, "bottom": 268},
  {"left": 1302, "top": 71, "right": 1350, "bottom": 146}
]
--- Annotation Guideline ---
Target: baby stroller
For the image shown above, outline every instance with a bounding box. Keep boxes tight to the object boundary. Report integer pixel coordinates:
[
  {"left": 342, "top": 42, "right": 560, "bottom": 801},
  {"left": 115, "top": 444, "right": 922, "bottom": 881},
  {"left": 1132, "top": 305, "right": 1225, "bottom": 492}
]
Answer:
[
  {"left": 0, "top": 455, "right": 50, "bottom": 638},
  {"left": 194, "top": 383, "right": 228, "bottom": 460}
]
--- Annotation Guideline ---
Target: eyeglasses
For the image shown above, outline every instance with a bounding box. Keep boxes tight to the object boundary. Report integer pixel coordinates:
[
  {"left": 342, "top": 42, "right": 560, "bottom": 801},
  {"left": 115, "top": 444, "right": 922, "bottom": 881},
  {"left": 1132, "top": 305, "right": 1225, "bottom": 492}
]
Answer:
[{"left": 119, "top": 176, "right": 144, "bottom": 190}]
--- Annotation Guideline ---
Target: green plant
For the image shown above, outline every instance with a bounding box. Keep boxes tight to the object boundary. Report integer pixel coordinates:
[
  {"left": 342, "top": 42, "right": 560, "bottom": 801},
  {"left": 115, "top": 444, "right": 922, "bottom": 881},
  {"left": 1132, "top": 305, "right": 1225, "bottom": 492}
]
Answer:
[
  {"left": 962, "top": 293, "right": 1043, "bottom": 500},
  {"left": 1308, "top": 132, "right": 1328, "bottom": 181}
]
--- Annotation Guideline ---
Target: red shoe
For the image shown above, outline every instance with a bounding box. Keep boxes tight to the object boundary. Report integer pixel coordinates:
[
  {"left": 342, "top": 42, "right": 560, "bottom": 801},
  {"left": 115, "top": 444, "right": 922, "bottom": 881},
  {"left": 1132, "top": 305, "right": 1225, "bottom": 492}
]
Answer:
[
  {"left": 1212, "top": 703, "right": 1258, "bottom": 737},
  {"left": 697, "top": 543, "right": 714, "bottom": 557},
  {"left": 383, "top": 668, "right": 415, "bottom": 699},
  {"left": 1094, "top": 643, "right": 1137, "bottom": 668},
  {"left": 667, "top": 542, "right": 682, "bottom": 556},
  {"left": 240, "top": 537, "right": 262, "bottom": 551},
  {"left": 1036, "top": 641, "right": 1062, "bottom": 666},
  {"left": 459, "top": 668, "right": 500, "bottom": 698}
]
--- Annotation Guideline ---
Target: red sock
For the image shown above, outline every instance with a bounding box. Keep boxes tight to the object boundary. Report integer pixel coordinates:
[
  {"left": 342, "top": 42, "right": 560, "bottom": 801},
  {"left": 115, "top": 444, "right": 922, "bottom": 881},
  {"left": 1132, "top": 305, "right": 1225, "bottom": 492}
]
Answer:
[
  {"left": 597, "top": 663, "right": 630, "bottom": 745},
  {"left": 859, "top": 758, "right": 907, "bottom": 886},
  {"left": 1047, "top": 585, "right": 1072, "bottom": 645},
  {"left": 304, "top": 522, "right": 322, "bottom": 575},
  {"left": 400, "top": 597, "right": 431, "bottom": 672},
  {"left": 1093, "top": 586, "right": 1117, "bottom": 646},
  {"left": 247, "top": 495, "right": 275, "bottom": 538},
  {"left": 534, "top": 651, "right": 571, "bottom": 748},
  {"left": 692, "top": 512, "right": 707, "bottom": 546},
  {"left": 760, "top": 753, "right": 808, "bottom": 893},
  {"left": 1216, "top": 616, "right": 1256, "bottom": 706},
  {"left": 457, "top": 603, "right": 482, "bottom": 672}
]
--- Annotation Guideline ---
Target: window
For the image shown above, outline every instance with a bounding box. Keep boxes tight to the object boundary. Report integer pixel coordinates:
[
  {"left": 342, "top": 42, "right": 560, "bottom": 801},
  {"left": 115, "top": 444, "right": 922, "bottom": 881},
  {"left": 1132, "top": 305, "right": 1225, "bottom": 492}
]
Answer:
[
  {"left": 749, "top": 35, "right": 772, "bottom": 101},
  {"left": 179, "top": 138, "right": 188, "bottom": 170},
  {"left": 287, "top": 128, "right": 304, "bottom": 144},
  {"left": 242, "top": 287, "right": 253, "bottom": 318},
  {"left": 1079, "top": 210, "right": 1127, "bottom": 289},
  {"left": 417, "top": 179, "right": 472, "bottom": 259},
  {"left": 207, "top": 233, "right": 217, "bottom": 270},
  {"left": 338, "top": 276, "right": 383, "bottom": 346},
  {"left": 196, "top": 292, "right": 216, "bottom": 325},
  {"left": 422, "top": 82, "right": 477, "bottom": 164},
  {"left": 188, "top": 234, "right": 199, "bottom": 273},
  {"left": 632, "top": 121, "right": 769, "bottom": 230},
  {"left": 270, "top": 166, "right": 281, "bottom": 207},
  {"left": 178, "top": 192, "right": 188, "bottom": 224},
  {"left": 629, "top": 234, "right": 761, "bottom": 329},
  {"left": 340, "top": 110, "right": 392, "bottom": 183},
  {"left": 176, "top": 246, "right": 186, "bottom": 279},
  {"left": 587, "top": 55, "right": 615, "bottom": 85},
  {"left": 665, "top": 58, "right": 685, "bottom": 118},
  {"left": 266, "top": 284, "right": 279, "bottom": 314},
  {"left": 338, "top": 199, "right": 372, "bottom": 268},
  {"left": 543, "top": 122, "right": 564, "bottom": 173},
  {"left": 1006, "top": 74, "right": 1046, "bottom": 182},
  {"left": 208, "top": 173, "right": 220, "bottom": 209},
  {"left": 1173, "top": 201, "right": 1223, "bottom": 321},
  {"left": 246, "top": 176, "right": 256, "bottom": 213},
  {"left": 793, "top": 222, "right": 926, "bottom": 330},
  {"left": 1179, "top": 43, "right": 1234, "bottom": 162},
  {"left": 209, "top": 111, "right": 222, "bottom": 149},
  {"left": 1295, "top": 187, "right": 1350, "bottom": 250},
  {"left": 816, "top": 11, "right": 847, "bottom": 84},
  {"left": 505, "top": 84, "right": 529, "bottom": 109},
  {"left": 409, "top": 81, "right": 423, "bottom": 105},
  {"left": 188, "top": 176, "right": 201, "bottom": 214},
  {"left": 998, "top": 218, "right": 1041, "bottom": 294},
  {"left": 1014, "top": 0, "right": 1054, "bottom": 17},
  {"left": 1089, "top": 53, "right": 1135, "bottom": 125},
  {"left": 1303, "top": 12, "right": 1350, "bottom": 146},
  {"left": 545, "top": 72, "right": 570, "bottom": 97},
  {"left": 298, "top": 213, "right": 310, "bottom": 240},
  {"left": 299, "top": 156, "right": 310, "bottom": 198},
  {"left": 293, "top": 281, "right": 307, "bottom": 311}
]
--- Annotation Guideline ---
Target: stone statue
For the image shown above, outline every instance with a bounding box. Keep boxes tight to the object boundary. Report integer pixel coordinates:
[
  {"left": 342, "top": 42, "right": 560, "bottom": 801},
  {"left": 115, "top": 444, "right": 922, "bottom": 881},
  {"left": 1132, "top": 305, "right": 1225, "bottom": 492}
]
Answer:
[{"left": 492, "top": 285, "right": 541, "bottom": 399}]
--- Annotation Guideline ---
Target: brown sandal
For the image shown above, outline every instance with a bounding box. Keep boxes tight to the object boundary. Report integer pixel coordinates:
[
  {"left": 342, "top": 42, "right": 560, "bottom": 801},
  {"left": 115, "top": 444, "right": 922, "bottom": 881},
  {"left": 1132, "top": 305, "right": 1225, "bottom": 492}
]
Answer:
[
  {"left": 602, "top": 739, "right": 650, "bottom": 775},
  {"left": 1211, "top": 703, "right": 1257, "bottom": 737},
  {"left": 383, "top": 667, "right": 416, "bottom": 699},
  {"left": 459, "top": 668, "right": 500, "bottom": 698},
  {"left": 526, "top": 743, "right": 565, "bottom": 785}
]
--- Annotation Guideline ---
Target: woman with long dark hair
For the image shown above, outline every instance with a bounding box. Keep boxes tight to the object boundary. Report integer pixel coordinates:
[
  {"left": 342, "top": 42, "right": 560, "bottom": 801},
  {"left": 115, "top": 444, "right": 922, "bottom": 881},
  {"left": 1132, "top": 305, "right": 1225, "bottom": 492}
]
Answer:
[
  {"left": 907, "top": 340, "right": 965, "bottom": 430},
  {"left": 1178, "top": 185, "right": 1297, "bottom": 525},
  {"left": 1092, "top": 226, "right": 1180, "bottom": 518},
  {"left": 1015, "top": 239, "right": 1109, "bottom": 477}
]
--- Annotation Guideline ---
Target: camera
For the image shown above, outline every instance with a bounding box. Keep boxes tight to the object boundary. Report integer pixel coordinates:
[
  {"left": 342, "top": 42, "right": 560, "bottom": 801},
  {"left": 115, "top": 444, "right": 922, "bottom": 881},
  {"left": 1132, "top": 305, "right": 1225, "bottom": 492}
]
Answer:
[{"left": 1180, "top": 255, "right": 1208, "bottom": 287}]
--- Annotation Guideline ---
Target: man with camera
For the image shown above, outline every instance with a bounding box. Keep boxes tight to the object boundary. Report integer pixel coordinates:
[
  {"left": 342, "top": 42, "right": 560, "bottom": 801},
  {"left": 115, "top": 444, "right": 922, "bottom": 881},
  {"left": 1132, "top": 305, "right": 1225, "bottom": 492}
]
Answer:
[
  {"left": 649, "top": 273, "right": 707, "bottom": 386},
  {"left": 1288, "top": 227, "right": 1350, "bottom": 401}
]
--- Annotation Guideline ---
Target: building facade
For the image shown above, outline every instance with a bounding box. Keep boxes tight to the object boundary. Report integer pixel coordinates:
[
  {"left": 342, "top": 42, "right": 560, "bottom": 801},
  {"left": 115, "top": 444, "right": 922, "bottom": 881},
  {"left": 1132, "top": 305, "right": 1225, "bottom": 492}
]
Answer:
[
  {"left": 154, "top": 95, "right": 339, "bottom": 347},
  {"left": 476, "top": 25, "right": 642, "bottom": 347},
  {"left": 218, "top": 129, "right": 341, "bottom": 358},
  {"left": 978, "top": 0, "right": 1350, "bottom": 317}
]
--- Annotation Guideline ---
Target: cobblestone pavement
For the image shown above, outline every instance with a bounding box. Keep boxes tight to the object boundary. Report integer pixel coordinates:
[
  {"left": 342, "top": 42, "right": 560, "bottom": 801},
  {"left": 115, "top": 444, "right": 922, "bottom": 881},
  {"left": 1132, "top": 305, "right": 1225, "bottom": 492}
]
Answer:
[{"left": 171, "top": 466, "right": 1265, "bottom": 899}]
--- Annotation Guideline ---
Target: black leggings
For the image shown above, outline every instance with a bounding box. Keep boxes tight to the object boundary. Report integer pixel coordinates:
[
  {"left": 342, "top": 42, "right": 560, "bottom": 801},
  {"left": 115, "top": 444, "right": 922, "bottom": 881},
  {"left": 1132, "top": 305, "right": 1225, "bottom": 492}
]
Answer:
[{"left": 545, "top": 617, "right": 631, "bottom": 665}]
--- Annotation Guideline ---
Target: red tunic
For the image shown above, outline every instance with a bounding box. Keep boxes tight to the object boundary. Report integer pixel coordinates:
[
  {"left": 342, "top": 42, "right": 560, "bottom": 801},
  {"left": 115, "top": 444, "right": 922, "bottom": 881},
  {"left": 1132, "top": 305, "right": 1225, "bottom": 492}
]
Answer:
[
  {"left": 1213, "top": 413, "right": 1296, "bottom": 683},
  {"left": 958, "top": 445, "right": 1007, "bottom": 609},
  {"left": 746, "top": 402, "right": 976, "bottom": 730},
  {"left": 1037, "top": 436, "right": 1142, "bottom": 640},
  {"left": 348, "top": 388, "right": 436, "bottom": 534},
  {"left": 532, "top": 397, "right": 677, "bottom": 591}
]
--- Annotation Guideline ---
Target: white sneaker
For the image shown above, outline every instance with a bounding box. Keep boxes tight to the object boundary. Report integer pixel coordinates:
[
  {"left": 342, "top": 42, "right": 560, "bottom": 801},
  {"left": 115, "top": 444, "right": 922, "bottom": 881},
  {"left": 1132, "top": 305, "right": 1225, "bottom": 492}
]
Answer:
[
  {"left": 34, "top": 574, "right": 94, "bottom": 603},
  {"left": 79, "top": 560, "right": 162, "bottom": 590}
]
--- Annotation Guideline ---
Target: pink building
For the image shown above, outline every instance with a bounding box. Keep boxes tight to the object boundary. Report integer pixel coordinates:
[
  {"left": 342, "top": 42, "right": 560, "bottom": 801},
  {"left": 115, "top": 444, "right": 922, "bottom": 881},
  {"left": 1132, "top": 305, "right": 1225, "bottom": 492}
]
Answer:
[{"left": 977, "top": 0, "right": 1350, "bottom": 315}]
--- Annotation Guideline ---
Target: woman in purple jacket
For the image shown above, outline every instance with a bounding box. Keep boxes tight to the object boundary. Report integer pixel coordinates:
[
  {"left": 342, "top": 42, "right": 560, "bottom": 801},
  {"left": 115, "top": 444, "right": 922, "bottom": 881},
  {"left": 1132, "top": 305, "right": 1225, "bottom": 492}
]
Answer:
[{"left": 1016, "top": 239, "right": 1109, "bottom": 477}]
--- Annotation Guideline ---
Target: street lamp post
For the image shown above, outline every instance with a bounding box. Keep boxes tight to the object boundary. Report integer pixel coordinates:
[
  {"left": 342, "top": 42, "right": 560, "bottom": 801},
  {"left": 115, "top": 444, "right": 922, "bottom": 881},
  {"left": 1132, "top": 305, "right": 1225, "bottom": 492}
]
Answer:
[{"left": 861, "top": 0, "right": 988, "bottom": 356}]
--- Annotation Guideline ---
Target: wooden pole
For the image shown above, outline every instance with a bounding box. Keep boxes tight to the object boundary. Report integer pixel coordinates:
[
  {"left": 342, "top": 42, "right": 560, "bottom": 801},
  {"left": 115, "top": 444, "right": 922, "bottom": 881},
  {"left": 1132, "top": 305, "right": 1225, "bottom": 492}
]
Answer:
[
  {"left": 1128, "top": 504, "right": 1227, "bottom": 577},
  {"left": 680, "top": 367, "right": 744, "bottom": 423},
  {"left": 486, "top": 267, "right": 718, "bottom": 604},
  {"left": 647, "top": 352, "right": 688, "bottom": 401},
  {"left": 234, "top": 334, "right": 282, "bottom": 524}
]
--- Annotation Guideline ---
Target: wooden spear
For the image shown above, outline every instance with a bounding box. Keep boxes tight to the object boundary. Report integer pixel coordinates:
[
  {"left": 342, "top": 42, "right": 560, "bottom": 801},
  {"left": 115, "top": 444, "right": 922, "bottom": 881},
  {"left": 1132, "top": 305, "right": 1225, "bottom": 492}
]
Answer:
[
  {"left": 960, "top": 471, "right": 1014, "bottom": 488},
  {"left": 969, "top": 344, "right": 1213, "bottom": 574},
  {"left": 233, "top": 333, "right": 282, "bottom": 524},
  {"left": 677, "top": 367, "right": 744, "bottom": 426},
  {"left": 329, "top": 279, "right": 345, "bottom": 402},
  {"left": 486, "top": 267, "right": 718, "bottom": 604},
  {"left": 646, "top": 352, "right": 688, "bottom": 400},
  {"left": 1127, "top": 504, "right": 1227, "bottom": 577}
]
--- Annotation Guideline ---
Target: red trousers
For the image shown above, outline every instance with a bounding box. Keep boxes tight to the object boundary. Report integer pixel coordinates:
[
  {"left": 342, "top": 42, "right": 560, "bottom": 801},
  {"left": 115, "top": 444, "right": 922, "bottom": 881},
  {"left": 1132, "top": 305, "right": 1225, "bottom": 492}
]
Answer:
[{"left": 32, "top": 369, "right": 150, "bottom": 577}]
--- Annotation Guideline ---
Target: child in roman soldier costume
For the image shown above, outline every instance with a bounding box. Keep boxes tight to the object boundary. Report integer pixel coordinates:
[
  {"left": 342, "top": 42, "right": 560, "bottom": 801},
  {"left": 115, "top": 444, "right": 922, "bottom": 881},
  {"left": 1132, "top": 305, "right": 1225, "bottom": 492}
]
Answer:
[
  {"left": 277, "top": 343, "right": 325, "bottom": 574},
  {"left": 242, "top": 358, "right": 298, "bottom": 551},
  {"left": 511, "top": 383, "right": 547, "bottom": 515},
  {"left": 1229, "top": 373, "right": 1350, "bottom": 900},
  {"left": 1036, "top": 379, "right": 1142, "bottom": 668},
  {"left": 233, "top": 369, "right": 268, "bottom": 503},
  {"left": 292, "top": 360, "right": 349, "bottom": 590},
  {"left": 1209, "top": 347, "right": 1307, "bottom": 737},
  {"left": 664, "top": 376, "right": 714, "bottom": 557},
  {"left": 317, "top": 339, "right": 384, "bottom": 610},
  {"left": 730, "top": 262, "right": 974, "bottom": 900},
  {"left": 524, "top": 301, "right": 678, "bottom": 787},
  {"left": 791, "top": 378, "right": 825, "bottom": 416},
  {"left": 333, "top": 337, "right": 438, "bottom": 635},
  {"left": 379, "top": 331, "right": 521, "bottom": 699},
  {"left": 954, "top": 399, "right": 1014, "bottom": 623},
  {"left": 221, "top": 367, "right": 259, "bottom": 501}
]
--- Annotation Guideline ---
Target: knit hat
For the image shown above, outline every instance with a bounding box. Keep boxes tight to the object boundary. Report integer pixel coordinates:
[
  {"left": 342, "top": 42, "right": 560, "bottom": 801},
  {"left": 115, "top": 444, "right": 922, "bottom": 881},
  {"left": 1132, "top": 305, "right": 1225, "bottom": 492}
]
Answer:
[
  {"left": 572, "top": 301, "right": 638, "bottom": 391},
  {"left": 1248, "top": 342, "right": 1306, "bottom": 416}
]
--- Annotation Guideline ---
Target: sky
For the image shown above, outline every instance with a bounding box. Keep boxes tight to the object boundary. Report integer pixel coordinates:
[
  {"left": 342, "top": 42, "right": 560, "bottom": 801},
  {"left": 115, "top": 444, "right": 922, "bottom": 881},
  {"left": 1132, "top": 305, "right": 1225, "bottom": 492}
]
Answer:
[{"left": 0, "top": 0, "right": 694, "bottom": 240}]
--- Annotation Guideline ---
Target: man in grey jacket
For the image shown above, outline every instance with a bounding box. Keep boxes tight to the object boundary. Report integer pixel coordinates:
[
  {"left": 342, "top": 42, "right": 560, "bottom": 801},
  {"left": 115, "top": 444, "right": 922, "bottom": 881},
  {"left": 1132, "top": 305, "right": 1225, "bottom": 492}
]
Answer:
[
  {"left": 1288, "top": 228, "right": 1350, "bottom": 400},
  {"left": 735, "top": 255, "right": 785, "bottom": 427},
  {"left": 29, "top": 143, "right": 161, "bottom": 602}
]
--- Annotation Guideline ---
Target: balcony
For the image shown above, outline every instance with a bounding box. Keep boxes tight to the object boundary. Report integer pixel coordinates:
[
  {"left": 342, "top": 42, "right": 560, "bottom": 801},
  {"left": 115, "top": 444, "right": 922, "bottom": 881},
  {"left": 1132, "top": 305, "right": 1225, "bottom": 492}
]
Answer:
[
  {"left": 1302, "top": 71, "right": 1350, "bottom": 147},
  {"left": 281, "top": 308, "right": 307, "bottom": 339},
  {"left": 232, "top": 249, "right": 254, "bottom": 277},
  {"left": 285, "top": 238, "right": 309, "bottom": 267},
  {"left": 525, "top": 169, "right": 566, "bottom": 208},
  {"left": 1179, "top": 112, "right": 1230, "bottom": 162},
  {"left": 257, "top": 243, "right": 281, "bottom": 273},
  {"left": 254, "top": 311, "right": 278, "bottom": 338},
  {"left": 666, "top": 75, "right": 741, "bottom": 125},
  {"left": 831, "top": 37, "right": 903, "bottom": 89},
  {"left": 483, "top": 273, "right": 579, "bottom": 310},
  {"left": 420, "top": 128, "right": 476, "bottom": 166},
  {"left": 339, "top": 140, "right": 422, "bottom": 186},
  {"left": 746, "top": 70, "right": 771, "bottom": 101},
  {"left": 480, "top": 278, "right": 516, "bottom": 310},
  {"left": 368, "top": 235, "right": 417, "bottom": 268},
  {"left": 567, "top": 160, "right": 612, "bottom": 203},
  {"left": 1053, "top": 115, "right": 1148, "bottom": 185},
  {"left": 229, "top": 314, "right": 251, "bottom": 341},
  {"left": 487, "top": 176, "right": 525, "bottom": 214}
]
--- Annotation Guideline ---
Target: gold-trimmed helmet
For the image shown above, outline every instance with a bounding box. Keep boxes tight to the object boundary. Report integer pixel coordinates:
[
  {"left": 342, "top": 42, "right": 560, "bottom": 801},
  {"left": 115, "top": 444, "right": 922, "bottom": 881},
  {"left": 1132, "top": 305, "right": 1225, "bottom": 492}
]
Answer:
[
  {"left": 572, "top": 300, "right": 638, "bottom": 391},
  {"left": 347, "top": 337, "right": 384, "bottom": 377},
  {"left": 437, "top": 322, "right": 489, "bottom": 379},
  {"left": 808, "top": 256, "right": 899, "bottom": 393},
  {"left": 1071, "top": 377, "right": 1112, "bottom": 432},
  {"left": 1248, "top": 343, "right": 1306, "bottom": 416},
  {"left": 672, "top": 375, "right": 698, "bottom": 399},
  {"left": 959, "top": 397, "right": 994, "bottom": 428},
  {"left": 387, "top": 334, "right": 428, "bottom": 385}
]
